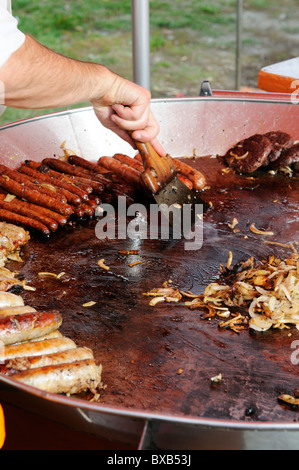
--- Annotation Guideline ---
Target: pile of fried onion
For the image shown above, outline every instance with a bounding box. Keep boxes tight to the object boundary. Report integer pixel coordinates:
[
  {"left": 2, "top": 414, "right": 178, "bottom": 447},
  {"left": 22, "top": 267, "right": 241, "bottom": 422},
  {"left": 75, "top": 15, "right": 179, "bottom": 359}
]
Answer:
[{"left": 144, "top": 251, "right": 299, "bottom": 333}]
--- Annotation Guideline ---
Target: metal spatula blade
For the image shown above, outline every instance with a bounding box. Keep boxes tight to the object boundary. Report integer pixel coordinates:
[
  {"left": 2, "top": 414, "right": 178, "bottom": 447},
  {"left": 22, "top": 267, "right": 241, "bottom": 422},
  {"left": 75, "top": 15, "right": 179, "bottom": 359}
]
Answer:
[
  {"left": 133, "top": 139, "right": 209, "bottom": 231},
  {"left": 152, "top": 173, "right": 209, "bottom": 232}
]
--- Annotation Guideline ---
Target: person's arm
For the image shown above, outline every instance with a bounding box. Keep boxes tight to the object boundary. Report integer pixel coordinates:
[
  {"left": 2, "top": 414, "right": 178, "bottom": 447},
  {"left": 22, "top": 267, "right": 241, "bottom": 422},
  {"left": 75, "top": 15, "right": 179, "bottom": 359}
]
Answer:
[{"left": 0, "top": 34, "right": 164, "bottom": 152}]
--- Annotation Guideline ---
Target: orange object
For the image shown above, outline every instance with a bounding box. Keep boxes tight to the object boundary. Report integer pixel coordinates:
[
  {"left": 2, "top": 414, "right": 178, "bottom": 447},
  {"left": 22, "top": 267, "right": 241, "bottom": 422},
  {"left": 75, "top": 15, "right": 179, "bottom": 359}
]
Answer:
[
  {"left": 0, "top": 405, "right": 5, "bottom": 448},
  {"left": 258, "top": 57, "right": 299, "bottom": 94}
]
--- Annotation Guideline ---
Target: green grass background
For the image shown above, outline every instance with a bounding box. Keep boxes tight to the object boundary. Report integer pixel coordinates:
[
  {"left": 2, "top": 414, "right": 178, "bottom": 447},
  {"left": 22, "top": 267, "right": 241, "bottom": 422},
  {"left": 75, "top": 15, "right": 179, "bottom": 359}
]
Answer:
[{"left": 1, "top": 0, "right": 298, "bottom": 125}]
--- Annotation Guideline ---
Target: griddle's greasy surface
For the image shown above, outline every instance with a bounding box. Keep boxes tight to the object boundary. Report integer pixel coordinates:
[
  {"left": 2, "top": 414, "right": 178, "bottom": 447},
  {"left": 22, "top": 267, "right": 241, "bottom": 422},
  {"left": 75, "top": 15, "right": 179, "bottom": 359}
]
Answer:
[{"left": 16, "top": 156, "right": 299, "bottom": 423}]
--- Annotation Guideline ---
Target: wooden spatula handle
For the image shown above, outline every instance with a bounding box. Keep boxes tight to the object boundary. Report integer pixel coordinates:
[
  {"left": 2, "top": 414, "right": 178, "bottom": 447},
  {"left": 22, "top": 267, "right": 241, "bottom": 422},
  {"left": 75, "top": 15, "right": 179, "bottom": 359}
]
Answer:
[{"left": 134, "top": 140, "right": 177, "bottom": 194}]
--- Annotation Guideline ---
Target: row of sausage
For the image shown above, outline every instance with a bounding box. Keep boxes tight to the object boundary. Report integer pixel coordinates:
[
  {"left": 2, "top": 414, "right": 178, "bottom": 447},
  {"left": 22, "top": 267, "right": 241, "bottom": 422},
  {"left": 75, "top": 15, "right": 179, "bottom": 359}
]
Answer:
[{"left": 0, "top": 152, "right": 207, "bottom": 237}]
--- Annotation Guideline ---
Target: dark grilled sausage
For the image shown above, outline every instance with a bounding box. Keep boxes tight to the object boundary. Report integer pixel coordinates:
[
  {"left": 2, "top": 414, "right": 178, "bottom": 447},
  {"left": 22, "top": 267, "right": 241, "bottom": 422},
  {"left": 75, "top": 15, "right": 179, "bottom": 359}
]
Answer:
[
  {"left": 0, "top": 165, "right": 67, "bottom": 203},
  {"left": 98, "top": 156, "right": 141, "bottom": 188},
  {"left": 0, "top": 197, "right": 58, "bottom": 232},
  {"left": 24, "top": 161, "right": 91, "bottom": 200},
  {"left": 177, "top": 174, "right": 193, "bottom": 190},
  {"left": 67, "top": 154, "right": 113, "bottom": 179},
  {"left": 84, "top": 197, "right": 98, "bottom": 210},
  {"left": 113, "top": 153, "right": 143, "bottom": 172},
  {"left": 25, "top": 161, "right": 93, "bottom": 194},
  {"left": 0, "top": 175, "right": 73, "bottom": 216},
  {"left": 75, "top": 206, "right": 88, "bottom": 218},
  {"left": 78, "top": 204, "right": 94, "bottom": 217},
  {"left": 42, "top": 158, "right": 106, "bottom": 193},
  {"left": 134, "top": 153, "right": 198, "bottom": 190},
  {"left": 18, "top": 164, "right": 82, "bottom": 206},
  {"left": 69, "top": 175, "right": 105, "bottom": 194},
  {"left": 172, "top": 158, "right": 206, "bottom": 190},
  {"left": 0, "top": 207, "right": 50, "bottom": 235},
  {"left": 88, "top": 193, "right": 101, "bottom": 205},
  {"left": 42, "top": 157, "right": 93, "bottom": 178},
  {"left": 68, "top": 155, "right": 100, "bottom": 172},
  {"left": 8, "top": 198, "right": 68, "bottom": 226},
  {"left": 67, "top": 155, "right": 114, "bottom": 186},
  {"left": 109, "top": 188, "right": 135, "bottom": 205},
  {"left": 100, "top": 191, "right": 114, "bottom": 204}
]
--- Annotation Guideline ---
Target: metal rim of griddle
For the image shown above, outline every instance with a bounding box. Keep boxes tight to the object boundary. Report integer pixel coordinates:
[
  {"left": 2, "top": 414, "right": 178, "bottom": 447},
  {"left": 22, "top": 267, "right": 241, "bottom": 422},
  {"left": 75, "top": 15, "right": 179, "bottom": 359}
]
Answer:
[
  {"left": 0, "top": 89, "right": 297, "bottom": 134},
  {"left": 1, "top": 370, "right": 299, "bottom": 433}
]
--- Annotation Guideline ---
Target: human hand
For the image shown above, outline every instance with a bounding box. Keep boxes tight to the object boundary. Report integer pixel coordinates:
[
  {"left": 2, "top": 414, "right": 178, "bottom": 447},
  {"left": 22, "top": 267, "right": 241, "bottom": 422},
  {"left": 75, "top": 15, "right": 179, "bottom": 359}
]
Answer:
[
  {"left": 0, "top": 35, "right": 165, "bottom": 156},
  {"left": 91, "top": 73, "right": 166, "bottom": 156}
]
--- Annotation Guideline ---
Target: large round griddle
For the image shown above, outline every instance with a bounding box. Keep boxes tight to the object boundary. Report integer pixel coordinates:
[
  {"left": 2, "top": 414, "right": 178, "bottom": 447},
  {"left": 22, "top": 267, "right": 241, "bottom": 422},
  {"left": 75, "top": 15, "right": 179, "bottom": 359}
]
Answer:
[{"left": 0, "top": 93, "right": 298, "bottom": 450}]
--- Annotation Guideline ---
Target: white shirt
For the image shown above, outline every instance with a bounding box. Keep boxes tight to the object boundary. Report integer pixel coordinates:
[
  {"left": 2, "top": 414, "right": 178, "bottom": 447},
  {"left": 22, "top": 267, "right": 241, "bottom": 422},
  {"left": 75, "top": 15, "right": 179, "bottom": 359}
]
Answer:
[
  {"left": 0, "top": 0, "right": 25, "bottom": 68},
  {"left": 0, "top": 0, "right": 25, "bottom": 114}
]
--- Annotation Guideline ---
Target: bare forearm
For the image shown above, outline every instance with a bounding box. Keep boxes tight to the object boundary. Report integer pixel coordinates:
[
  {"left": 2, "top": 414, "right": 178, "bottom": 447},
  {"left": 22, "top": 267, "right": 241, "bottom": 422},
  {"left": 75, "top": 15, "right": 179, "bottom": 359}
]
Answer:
[
  {"left": 0, "top": 33, "right": 164, "bottom": 152},
  {"left": 0, "top": 34, "right": 115, "bottom": 109}
]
